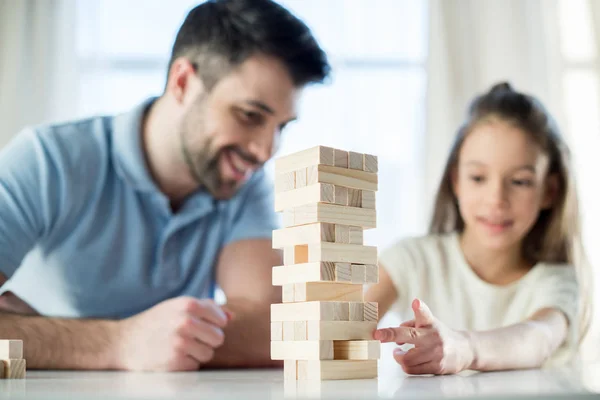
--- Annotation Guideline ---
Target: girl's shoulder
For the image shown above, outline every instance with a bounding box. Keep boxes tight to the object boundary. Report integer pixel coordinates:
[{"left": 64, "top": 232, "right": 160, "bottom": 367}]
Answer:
[{"left": 379, "top": 232, "right": 460, "bottom": 269}]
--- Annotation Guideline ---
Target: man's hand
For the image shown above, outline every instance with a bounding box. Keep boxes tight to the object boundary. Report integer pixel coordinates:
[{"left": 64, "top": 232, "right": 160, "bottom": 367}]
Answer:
[
  {"left": 374, "top": 298, "right": 475, "bottom": 375},
  {"left": 117, "top": 297, "right": 232, "bottom": 371}
]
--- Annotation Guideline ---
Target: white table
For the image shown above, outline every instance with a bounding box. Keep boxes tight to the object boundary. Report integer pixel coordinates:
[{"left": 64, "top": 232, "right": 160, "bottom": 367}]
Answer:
[{"left": 2, "top": 359, "right": 599, "bottom": 400}]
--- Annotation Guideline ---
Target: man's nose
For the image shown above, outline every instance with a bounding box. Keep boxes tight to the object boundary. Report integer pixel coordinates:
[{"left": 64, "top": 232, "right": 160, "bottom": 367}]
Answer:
[{"left": 248, "top": 129, "right": 278, "bottom": 164}]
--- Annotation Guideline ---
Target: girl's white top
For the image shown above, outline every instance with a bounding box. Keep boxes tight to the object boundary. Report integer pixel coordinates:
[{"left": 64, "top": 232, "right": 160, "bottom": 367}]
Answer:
[{"left": 379, "top": 232, "right": 579, "bottom": 366}]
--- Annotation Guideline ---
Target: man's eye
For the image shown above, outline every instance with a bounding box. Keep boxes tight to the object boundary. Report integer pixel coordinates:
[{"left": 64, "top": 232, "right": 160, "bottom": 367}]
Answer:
[{"left": 240, "top": 110, "right": 263, "bottom": 124}]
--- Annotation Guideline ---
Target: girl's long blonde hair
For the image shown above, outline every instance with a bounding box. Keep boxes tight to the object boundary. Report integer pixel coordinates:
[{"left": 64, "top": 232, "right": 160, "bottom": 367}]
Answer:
[{"left": 429, "top": 82, "right": 592, "bottom": 345}]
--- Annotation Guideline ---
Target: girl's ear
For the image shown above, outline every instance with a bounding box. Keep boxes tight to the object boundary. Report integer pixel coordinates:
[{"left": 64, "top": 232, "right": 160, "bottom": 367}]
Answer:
[{"left": 541, "top": 173, "right": 559, "bottom": 210}]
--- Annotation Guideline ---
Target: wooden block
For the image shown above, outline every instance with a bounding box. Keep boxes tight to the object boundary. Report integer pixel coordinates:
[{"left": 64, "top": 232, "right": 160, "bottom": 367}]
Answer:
[
  {"left": 334, "top": 186, "right": 348, "bottom": 206},
  {"left": 334, "top": 225, "right": 349, "bottom": 243},
  {"left": 351, "top": 264, "right": 366, "bottom": 283},
  {"left": 283, "top": 245, "right": 309, "bottom": 265},
  {"left": 364, "top": 302, "right": 378, "bottom": 321},
  {"left": 306, "top": 165, "right": 318, "bottom": 185},
  {"left": 283, "top": 321, "right": 295, "bottom": 340},
  {"left": 308, "top": 242, "right": 378, "bottom": 265},
  {"left": 333, "top": 341, "right": 380, "bottom": 360},
  {"left": 271, "top": 322, "right": 283, "bottom": 341},
  {"left": 294, "top": 321, "right": 307, "bottom": 340},
  {"left": 335, "top": 262, "right": 352, "bottom": 282},
  {"left": 365, "top": 264, "right": 379, "bottom": 283},
  {"left": 315, "top": 164, "right": 377, "bottom": 191},
  {"left": 271, "top": 302, "right": 354, "bottom": 321},
  {"left": 295, "top": 168, "right": 307, "bottom": 188},
  {"left": 349, "top": 303, "right": 364, "bottom": 321},
  {"left": 297, "top": 360, "right": 377, "bottom": 380},
  {"left": 361, "top": 191, "right": 376, "bottom": 209},
  {"left": 290, "top": 203, "right": 376, "bottom": 229},
  {"left": 363, "top": 154, "right": 378, "bottom": 173},
  {"left": 282, "top": 209, "right": 294, "bottom": 226},
  {"left": 275, "top": 171, "right": 295, "bottom": 193},
  {"left": 284, "top": 360, "right": 297, "bottom": 380},
  {"left": 274, "top": 183, "right": 334, "bottom": 212},
  {"left": 282, "top": 284, "right": 295, "bottom": 303},
  {"left": 348, "top": 151, "right": 364, "bottom": 170},
  {"left": 273, "top": 223, "right": 335, "bottom": 248},
  {"left": 275, "top": 146, "right": 334, "bottom": 174},
  {"left": 334, "top": 149, "right": 348, "bottom": 168},
  {"left": 2, "top": 359, "right": 25, "bottom": 379},
  {"left": 283, "top": 247, "right": 295, "bottom": 265},
  {"left": 0, "top": 340, "right": 23, "bottom": 360},
  {"left": 348, "top": 188, "right": 362, "bottom": 207},
  {"left": 307, "top": 321, "right": 377, "bottom": 341},
  {"left": 271, "top": 340, "right": 334, "bottom": 360},
  {"left": 272, "top": 262, "right": 336, "bottom": 285},
  {"left": 348, "top": 227, "right": 363, "bottom": 245}
]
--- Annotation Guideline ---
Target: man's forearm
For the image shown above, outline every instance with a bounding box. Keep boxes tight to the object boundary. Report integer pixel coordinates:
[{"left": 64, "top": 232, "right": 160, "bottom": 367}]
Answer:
[
  {"left": 467, "top": 320, "right": 562, "bottom": 371},
  {"left": 208, "top": 299, "right": 280, "bottom": 368},
  {"left": 0, "top": 312, "right": 120, "bottom": 369}
]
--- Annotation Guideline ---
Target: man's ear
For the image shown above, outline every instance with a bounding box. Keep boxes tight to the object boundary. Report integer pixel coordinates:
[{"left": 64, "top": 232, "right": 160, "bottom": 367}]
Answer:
[
  {"left": 166, "top": 58, "right": 202, "bottom": 104},
  {"left": 541, "top": 173, "right": 559, "bottom": 210}
]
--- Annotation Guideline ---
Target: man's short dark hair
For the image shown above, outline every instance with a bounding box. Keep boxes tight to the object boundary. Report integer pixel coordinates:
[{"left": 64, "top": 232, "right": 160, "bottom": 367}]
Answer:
[{"left": 167, "top": 0, "right": 331, "bottom": 90}]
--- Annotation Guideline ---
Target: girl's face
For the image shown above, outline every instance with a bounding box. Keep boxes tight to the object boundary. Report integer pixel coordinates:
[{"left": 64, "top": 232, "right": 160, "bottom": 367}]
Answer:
[{"left": 453, "top": 119, "right": 556, "bottom": 251}]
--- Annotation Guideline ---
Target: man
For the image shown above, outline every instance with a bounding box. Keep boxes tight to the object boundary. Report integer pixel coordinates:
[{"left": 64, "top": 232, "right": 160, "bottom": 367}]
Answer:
[{"left": 0, "top": 0, "right": 330, "bottom": 371}]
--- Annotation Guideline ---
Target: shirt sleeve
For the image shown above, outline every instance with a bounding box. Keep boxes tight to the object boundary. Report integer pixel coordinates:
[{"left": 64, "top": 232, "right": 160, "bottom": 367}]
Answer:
[
  {"left": 223, "top": 168, "right": 280, "bottom": 245},
  {"left": 378, "top": 237, "right": 422, "bottom": 318},
  {"left": 528, "top": 265, "right": 579, "bottom": 364},
  {"left": 0, "top": 128, "right": 58, "bottom": 278}
]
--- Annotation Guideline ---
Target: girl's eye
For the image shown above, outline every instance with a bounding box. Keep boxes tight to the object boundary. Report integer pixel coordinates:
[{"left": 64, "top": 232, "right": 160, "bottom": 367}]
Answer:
[
  {"left": 469, "top": 175, "right": 484, "bottom": 183},
  {"left": 512, "top": 179, "right": 533, "bottom": 187}
]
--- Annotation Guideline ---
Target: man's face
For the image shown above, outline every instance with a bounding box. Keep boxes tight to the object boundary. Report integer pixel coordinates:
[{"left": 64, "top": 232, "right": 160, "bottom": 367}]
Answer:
[{"left": 179, "top": 54, "right": 300, "bottom": 200}]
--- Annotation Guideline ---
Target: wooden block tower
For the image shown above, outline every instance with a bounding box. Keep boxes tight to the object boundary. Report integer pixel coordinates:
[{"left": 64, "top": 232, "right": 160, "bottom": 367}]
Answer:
[
  {"left": 0, "top": 340, "right": 25, "bottom": 379},
  {"left": 271, "top": 146, "right": 379, "bottom": 380}
]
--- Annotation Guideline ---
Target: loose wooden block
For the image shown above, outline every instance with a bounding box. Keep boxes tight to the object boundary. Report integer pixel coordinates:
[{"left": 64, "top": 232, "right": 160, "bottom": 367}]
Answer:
[
  {"left": 361, "top": 191, "right": 376, "bottom": 209},
  {"left": 307, "top": 321, "right": 377, "bottom": 341},
  {"left": 271, "top": 340, "right": 334, "bottom": 360},
  {"left": 271, "top": 301, "right": 358, "bottom": 322},
  {"left": 364, "top": 302, "right": 378, "bottom": 321},
  {"left": 315, "top": 164, "right": 377, "bottom": 191},
  {"left": 333, "top": 341, "right": 380, "bottom": 360},
  {"left": 294, "top": 321, "right": 307, "bottom": 340},
  {"left": 283, "top": 245, "right": 309, "bottom": 265},
  {"left": 334, "top": 149, "right": 348, "bottom": 168},
  {"left": 282, "top": 284, "right": 295, "bottom": 303},
  {"left": 348, "top": 227, "right": 363, "bottom": 245},
  {"left": 284, "top": 360, "right": 297, "bottom": 380},
  {"left": 2, "top": 359, "right": 26, "bottom": 379},
  {"left": 0, "top": 340, "right": 23, "bottom": 360},
  {"left": 293, "top": 282, "right": 363, "bottom": 302},
  {"left": 275, "top": 171, "right": 295, "bottom": 193},
  {"left": 307, "top": 242, "right": 378, "bottom": 265},
  {"left": 272, "top": 262, "right": 336, "bottom": 285},
  {"left": 335, "top": 262, "right": 352, "bottom": 282},
  {"left": 306, "top": 165, "right": 318, "bottom": 185},
  {"left": 363, "top": 153, "right": 378, "bottom": 173},
  {"left": 347, "top": 188, "right": 362, "bottom": 207},
  {"left": 282, "top": 247, "right": 296, "bottom": 265},
  {"left": 349, "top": 303, "right": 364, "bottom": 321},
  {"left": 272, "top": 223, "right": 335, "bottom": 249},
  {"left": 334, "top": 186, "right": 348, "bottom": 206},
  {"left": 271, "top": 321, "right": 283, "bottom": 341},
  {"left": 283, "top": 321, "right": 295, "bottom": 340},
  {"left": 334, "top": 225, "right": 349, "bottom": 243},
  {"left": 295, "top": 168, "right": 307, "bottom": 188},
  {"left": 288, "top": 203, "right": 376, "bottom": 229},
  {"left": 275, "top": 146, "right": 334, "bottom": 174},
  {"left": 297, "top": 360, "right": 377, "bottom": 380},
  {"left": 365, "top": 264, "right": 379, "bottom": 283},
  {"left": 282, "top": 209, "right": 294, "bottom": 227},
  {"left": 274, "top": 183, "right": 334, "bottom": 212},
  {"left": 351, "top": 264, "right": 366, "bottom": 283},
  {"left": 348, "top": 151, "right": 364, "bottom": 170}
]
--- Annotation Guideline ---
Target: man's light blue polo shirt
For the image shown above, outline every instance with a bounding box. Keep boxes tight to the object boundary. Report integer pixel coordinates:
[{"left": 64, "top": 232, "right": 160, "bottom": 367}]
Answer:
[{"left": 0, "top": 98, "right": 279, "bottom": 318}]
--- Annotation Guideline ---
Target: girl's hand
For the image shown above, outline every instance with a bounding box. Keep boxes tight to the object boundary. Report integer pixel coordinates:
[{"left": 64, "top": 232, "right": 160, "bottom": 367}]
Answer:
[{"left": 373, "top": 298, "right": 476, "bottom": 375}]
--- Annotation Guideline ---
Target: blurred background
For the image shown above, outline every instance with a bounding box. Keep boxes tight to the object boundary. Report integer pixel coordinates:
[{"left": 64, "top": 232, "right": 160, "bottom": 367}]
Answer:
[{"left": 0, "top": 0, "right": 599, "bottom": 357}]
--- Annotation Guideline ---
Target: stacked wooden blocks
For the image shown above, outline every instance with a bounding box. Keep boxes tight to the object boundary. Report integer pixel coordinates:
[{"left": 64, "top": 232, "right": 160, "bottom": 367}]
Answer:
[
  {"left": 271, "top": 146, "right": 380, "bottom": 380},
  {"left": 0, "top": 340, "right": 25, "bottom": 379}
]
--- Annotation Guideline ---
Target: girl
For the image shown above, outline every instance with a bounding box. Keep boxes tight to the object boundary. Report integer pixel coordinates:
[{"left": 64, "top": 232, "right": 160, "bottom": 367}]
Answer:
[{"left": 367, "top": 82, "right": 591, "bottom": 375}]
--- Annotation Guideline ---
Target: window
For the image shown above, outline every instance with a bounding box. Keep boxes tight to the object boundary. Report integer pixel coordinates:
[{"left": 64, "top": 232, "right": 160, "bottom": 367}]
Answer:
[
  {"left": 557, "top": 0, "right": 600, "bottom": 308},
  {"left": 75, "top": 0, "right": 429, "bottom": 248}
]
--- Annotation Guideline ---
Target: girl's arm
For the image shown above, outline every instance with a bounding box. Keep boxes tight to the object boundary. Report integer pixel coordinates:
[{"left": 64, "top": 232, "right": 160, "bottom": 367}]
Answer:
[
  {"left": 365, "top": 264, "right": 399, "bottom": 318},
  {"left": 374, "top": 299, "right": 569, "bottom": 375}
]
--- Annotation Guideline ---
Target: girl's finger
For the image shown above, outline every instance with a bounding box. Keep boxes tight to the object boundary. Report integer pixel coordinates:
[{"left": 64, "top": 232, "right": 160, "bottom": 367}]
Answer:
[
  {"left": 402, "top": 360, "right": 445, "bottom": 376},
  {"left": 394, "top": 347, "right": 433, "bottom": 367},
  {"left": 400, "top": 319, "right": 415, "bottom": 327}
]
